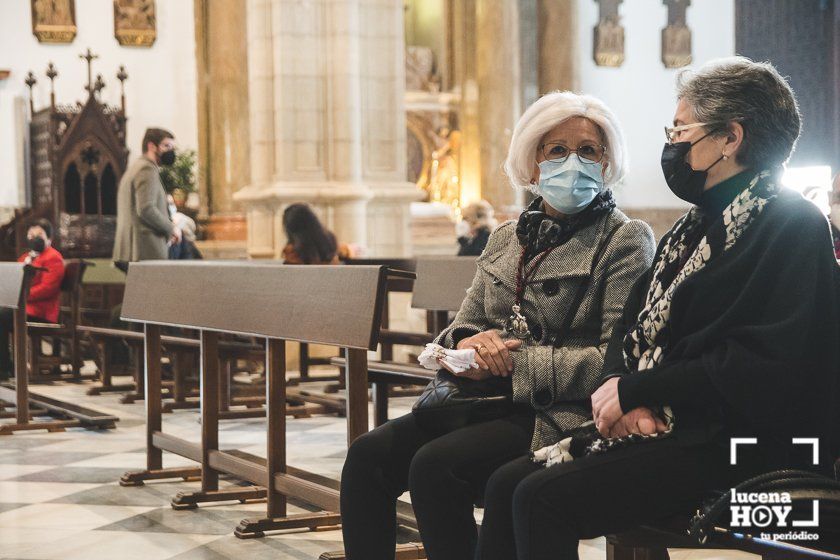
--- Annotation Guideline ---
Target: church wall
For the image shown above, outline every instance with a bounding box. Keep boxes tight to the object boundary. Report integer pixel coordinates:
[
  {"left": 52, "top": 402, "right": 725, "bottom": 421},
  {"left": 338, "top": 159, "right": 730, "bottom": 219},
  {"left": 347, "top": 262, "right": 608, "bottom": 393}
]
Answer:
[
  {"left": 0, "top": 0, "right": 198, "bottom": 164},
  {"left": 575, "top": 0, "right": 735, "bottom": 210}
]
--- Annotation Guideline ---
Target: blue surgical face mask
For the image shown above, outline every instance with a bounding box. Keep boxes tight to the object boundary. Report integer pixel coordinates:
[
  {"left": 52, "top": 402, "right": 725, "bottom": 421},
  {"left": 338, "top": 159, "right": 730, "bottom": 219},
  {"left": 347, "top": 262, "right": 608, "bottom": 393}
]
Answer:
[{"left": 537, "top": 155, "right": 604, "bottom": 214}]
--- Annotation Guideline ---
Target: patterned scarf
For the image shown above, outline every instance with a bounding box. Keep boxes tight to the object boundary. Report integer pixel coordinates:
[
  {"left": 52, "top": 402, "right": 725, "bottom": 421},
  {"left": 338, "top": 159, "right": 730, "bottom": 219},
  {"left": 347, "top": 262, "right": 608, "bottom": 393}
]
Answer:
[
  {"left": 515, "top": 190, "right": 616, "bottom": 261},
  {"left": 624, "top": 170, "right": 778, "bottom": 373},
  {"left": 532, "top": 170, "right": 780, "bottom": 467}
]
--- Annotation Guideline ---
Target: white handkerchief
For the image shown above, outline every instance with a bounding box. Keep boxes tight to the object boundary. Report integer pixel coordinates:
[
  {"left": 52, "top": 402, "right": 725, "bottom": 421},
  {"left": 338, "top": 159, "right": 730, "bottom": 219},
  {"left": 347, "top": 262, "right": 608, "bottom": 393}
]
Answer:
[{"left": 417, "top": 343, "right": 478, "bottom": 374}]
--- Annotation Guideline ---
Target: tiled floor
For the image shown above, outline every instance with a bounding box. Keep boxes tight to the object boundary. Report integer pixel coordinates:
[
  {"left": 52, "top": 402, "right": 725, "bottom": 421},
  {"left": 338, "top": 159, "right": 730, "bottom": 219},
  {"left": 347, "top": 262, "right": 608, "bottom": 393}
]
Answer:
[{"left": 0, "top": 373, "right": 758, "bottom": 560}]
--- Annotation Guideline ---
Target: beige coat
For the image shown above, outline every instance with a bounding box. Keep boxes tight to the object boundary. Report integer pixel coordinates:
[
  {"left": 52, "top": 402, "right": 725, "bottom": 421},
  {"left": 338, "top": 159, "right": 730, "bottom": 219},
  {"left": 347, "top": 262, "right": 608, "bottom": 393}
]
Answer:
[
  {"left": 436, "top": 209, "right": 656, "bottom": 450},
  {"left": 112, "top": 157, "right": 173, "bottom": 262}
]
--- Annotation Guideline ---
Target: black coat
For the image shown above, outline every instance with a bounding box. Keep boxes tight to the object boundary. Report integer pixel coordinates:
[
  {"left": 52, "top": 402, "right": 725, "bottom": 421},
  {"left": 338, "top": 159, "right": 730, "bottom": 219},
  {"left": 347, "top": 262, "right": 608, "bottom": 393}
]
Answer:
[
  {"left": 602, "top": 189, "right": 840, "bottom": 472},
  {"left": 457, "top": 228, "right": 491, "bottom": 256}
]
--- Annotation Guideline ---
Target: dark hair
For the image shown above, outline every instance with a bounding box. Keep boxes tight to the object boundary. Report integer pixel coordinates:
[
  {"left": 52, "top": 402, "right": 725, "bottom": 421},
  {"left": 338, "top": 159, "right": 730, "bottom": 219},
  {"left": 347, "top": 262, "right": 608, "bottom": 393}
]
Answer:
[
  {"left": 27, "top": 218, "right": 53, "bottom": 239},
  {"left": 676, "top": 57, "right": 801, "bottom": 170},
  {"left": 141, "top": 127, "right": 174, "bottom": 153},
  {"left": 282, "top": 203, "right": 338, "bottom": 264}
]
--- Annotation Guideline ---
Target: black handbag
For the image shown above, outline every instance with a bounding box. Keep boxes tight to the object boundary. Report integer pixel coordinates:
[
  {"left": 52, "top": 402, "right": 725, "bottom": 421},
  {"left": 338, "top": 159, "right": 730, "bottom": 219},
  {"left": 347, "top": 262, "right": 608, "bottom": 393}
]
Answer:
[
  {"left": 412, "top": 217, "right": 623, "bottom": 436},
  {"left": 412, "top": 369, "right": 515, "bottom": 435}
]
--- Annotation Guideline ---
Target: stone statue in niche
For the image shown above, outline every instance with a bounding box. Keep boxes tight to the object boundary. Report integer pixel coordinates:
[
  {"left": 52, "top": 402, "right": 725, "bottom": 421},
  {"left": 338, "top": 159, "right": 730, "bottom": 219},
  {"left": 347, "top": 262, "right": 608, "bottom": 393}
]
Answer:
[
  {"left": 114, "top": 0, "right": 156, "bottom": 47},
  {"left": 662, "top": 0, "right": 692, "bottom": 68},
  {"left": 31, "top": 0, "right": 77, "bottom": 44},
  {"left": 593, "top": 0, "right": 624, "bottom": 67},
  {"left": 406, "top": 46, "right": 441, "bottom": 93}
]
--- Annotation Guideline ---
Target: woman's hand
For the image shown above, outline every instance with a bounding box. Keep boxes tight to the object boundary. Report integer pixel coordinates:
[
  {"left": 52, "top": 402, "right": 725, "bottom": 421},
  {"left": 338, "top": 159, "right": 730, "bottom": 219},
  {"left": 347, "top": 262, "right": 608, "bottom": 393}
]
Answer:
[
  {"left": 606, "top": 407, "right": 668, "bottom": 438},
  {"left": 456, "top": 330, "right": 522, "bottom": 377},
  {"left": 591, "top": 377, "right": 623, "bottom": 436}
]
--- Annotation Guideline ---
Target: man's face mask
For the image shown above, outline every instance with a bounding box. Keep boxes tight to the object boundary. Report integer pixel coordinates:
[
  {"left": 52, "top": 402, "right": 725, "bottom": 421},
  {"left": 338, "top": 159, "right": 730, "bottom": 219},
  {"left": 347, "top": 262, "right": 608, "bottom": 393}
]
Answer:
[{"left": 159, "top": 147, "right": 176, "bottom": 167}]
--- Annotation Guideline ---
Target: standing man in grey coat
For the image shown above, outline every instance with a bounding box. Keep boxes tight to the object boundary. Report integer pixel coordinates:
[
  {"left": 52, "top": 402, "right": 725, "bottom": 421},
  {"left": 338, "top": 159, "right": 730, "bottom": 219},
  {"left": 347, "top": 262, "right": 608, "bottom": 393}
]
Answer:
[{"left": 113, "top": 128, "right": 181, "bottom": 263}]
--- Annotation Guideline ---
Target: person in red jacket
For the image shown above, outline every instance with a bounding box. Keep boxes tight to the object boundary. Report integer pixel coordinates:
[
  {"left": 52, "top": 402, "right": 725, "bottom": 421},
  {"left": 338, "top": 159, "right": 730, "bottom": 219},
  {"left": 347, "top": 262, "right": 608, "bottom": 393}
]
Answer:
[{"left": 0, "top": 219, "right": 65, "bottom": 380}]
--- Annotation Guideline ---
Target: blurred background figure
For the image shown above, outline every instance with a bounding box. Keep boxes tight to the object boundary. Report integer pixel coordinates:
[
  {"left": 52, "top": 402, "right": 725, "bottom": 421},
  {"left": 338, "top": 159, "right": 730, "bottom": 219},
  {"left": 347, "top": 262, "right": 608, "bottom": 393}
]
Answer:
[
  {"left": 167, "top": 195, "right": 202, "bottom": 260},
  {"left": 456, "top": 199, "right": 497, "bottom": 256},
  {"left": 0, "top": 219, "right": 64, "bottom": 380},
  {"left": 281, "top": 203, "right": 352, "bottom": 264},
  {"left": 830, "top": 174, "right": 840, "bottom": 260}
]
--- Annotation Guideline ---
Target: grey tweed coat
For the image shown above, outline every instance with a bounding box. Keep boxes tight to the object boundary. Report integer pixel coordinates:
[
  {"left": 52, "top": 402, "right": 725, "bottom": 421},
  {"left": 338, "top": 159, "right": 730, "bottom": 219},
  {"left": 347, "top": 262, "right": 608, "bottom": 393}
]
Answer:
[{"left": 435, "top": 209, "right": 656, "bottom": 450}]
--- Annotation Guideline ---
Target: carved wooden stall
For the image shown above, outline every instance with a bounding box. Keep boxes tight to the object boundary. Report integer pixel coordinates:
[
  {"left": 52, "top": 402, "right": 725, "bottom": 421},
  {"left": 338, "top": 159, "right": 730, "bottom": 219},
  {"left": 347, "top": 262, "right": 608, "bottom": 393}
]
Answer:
[{"left": 0, "top": 50, "right": 129, "bottom": 261}]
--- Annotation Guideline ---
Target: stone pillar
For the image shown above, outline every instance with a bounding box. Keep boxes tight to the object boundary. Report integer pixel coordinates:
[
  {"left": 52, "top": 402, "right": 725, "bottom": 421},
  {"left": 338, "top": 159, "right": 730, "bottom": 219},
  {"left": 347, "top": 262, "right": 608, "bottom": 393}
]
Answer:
[
  {"left": 476, "top": 0, "right": 523, "bottom": 212},
  {"left": 194, "top": 0, "right": 251, "bottom": 241},
  {"left": 538, "top": 0, "right": 579, "bottom": 93},
  {"left": 235, "top": 0, "right": 419, "bottom": 259}
]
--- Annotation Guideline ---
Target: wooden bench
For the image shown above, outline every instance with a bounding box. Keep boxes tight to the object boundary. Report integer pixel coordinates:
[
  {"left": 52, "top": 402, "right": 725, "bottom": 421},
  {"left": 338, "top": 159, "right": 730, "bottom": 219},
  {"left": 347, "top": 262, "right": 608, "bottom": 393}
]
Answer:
[
  {"left": 0, "top": 262, "right": 118, "bottom": 434},
  {"left": 26, "top": 259, "right": 92, "bottom": 382},
  {"left": 117, "top": 261, "right": 411, "bottom": 538},
  {"left": 333, "top": 256, "right": 478, "bottom": 426}
]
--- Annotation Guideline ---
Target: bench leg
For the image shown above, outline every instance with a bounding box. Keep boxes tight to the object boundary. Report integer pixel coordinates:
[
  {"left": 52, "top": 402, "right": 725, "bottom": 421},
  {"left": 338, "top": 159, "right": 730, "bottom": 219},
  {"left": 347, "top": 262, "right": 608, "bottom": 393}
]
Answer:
[
  {"left": 121, "top": 325, "right": 201, "bottom": 486},
  {"left": 607, "top": 542, "right": 670, "bottom": 560},
  {"left": 373, "top": 381, "right": 389, "bottom": 427},
  {"left": 234, "top": 339, "right": 342, "bottom": 538},
  {"left": 319, "top": 543, "right": 426, "bottom": 560}
]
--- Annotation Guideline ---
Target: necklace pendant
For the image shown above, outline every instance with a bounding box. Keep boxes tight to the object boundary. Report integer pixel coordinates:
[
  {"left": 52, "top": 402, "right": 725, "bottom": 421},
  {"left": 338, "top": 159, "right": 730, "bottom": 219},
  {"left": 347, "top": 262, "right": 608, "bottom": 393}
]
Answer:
[{"left": 507, "top": 304, "right": 531, "bottom": 340}]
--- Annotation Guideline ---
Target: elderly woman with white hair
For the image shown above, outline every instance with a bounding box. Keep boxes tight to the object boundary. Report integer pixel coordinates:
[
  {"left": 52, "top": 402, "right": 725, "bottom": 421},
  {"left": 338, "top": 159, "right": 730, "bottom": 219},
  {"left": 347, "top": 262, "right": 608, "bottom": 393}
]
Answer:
[{"left": 339, "top": 91, "right": 655, "bottom": 560}]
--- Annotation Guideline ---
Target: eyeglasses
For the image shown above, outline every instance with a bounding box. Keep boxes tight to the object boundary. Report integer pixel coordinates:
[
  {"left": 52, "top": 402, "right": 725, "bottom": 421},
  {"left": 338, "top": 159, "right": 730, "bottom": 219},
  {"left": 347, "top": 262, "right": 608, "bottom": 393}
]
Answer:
[
  {"left": 664, "top": 119, "right": 743, "bottom": 144},
  {"left": 663, "top": 122, "right": 712, "bottom": 144},
  {"left": 539, "top": 142, "right": 607, "bottom": 164}
]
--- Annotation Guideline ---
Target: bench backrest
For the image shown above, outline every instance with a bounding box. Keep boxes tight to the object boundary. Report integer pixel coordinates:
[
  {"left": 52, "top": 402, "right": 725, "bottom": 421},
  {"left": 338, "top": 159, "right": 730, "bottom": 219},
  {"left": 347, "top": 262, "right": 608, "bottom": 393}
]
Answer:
[
  {"left": 411, "top": 257, "right": 478, "bottom": 312},
  {"left": 120, "top": 262, "right": 392, "bottom": 350},
  {"left": 60, "top": 259, "right": 88, "bottom": 293},
  {"left": 0, "top": 262, "right": 26, "bottom": 310}
]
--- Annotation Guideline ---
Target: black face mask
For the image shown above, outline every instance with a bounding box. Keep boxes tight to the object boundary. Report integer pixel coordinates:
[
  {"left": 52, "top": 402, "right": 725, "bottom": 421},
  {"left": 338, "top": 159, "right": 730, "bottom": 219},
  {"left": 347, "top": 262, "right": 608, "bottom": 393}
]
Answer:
[
  {"left": 660, "top": 132, "right": 725, "bottom": 205},
  {"left": 27, "top": 237, "right": 46, "bottom": 253},
  {"left": 159, "top": 149, "right": 176, "bottom": 167}
]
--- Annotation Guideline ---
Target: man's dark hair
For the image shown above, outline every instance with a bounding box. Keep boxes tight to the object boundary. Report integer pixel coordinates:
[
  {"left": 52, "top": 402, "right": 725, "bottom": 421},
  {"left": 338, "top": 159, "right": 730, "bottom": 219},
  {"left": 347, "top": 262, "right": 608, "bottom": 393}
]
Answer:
[
  {"left": 27, "top": 218, "right": 53, "bottom": 239},
  {"left": 141, "top": 127, "right": 174, "bottom": 153}
]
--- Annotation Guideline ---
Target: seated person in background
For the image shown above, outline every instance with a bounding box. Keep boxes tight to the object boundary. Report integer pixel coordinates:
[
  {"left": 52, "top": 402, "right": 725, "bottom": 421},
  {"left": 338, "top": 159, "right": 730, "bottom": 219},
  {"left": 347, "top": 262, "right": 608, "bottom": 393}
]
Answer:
[
  {"left": 281, "top": 203, "right": 352, "bottom": 264},
  {"left": 166, "top": 195, "right": 202, "bottom": 260},
  {"left": 456, "top": 199, "right": 497, "bottom": 256},
  {"left": 0, "top": 219, "right": 65, "bottom": 380},
  {"left": 830, "top": 173, "right": 840, "bottom": 260}
]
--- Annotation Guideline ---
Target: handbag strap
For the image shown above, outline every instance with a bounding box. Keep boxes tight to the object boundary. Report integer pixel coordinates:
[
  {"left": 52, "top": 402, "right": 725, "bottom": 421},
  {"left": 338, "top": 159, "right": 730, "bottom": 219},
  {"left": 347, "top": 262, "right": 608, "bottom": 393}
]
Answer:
[{"left": 552, "top": 214, "right": 623, "bottom": 348}]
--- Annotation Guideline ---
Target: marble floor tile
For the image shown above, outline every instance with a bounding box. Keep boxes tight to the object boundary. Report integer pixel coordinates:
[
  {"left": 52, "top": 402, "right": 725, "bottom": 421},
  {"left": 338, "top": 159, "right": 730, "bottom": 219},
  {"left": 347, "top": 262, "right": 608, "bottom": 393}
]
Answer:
[
  {"left": 9, "top": 529, "right": 220, "bottom": 560},
  {"left": 0, "top": 481, "right": 100, "bottom": 503},
  {"left": 0, "top": 463, "right": 54, "bottom": 481},
  {"left": 11, "top": 467, "right": 128, "bottom": 484},
  {"left": 0, "top": 527, "right": 87, "bottom": 558},
  {"left": 49, "top": 481, "right": 202, "bottom": 507},
  {"left": 0, "top": 503, "right": 155, "bottom": 531},
  {"left": 65, "top": 452, "right": 198, "bottom": 469}
]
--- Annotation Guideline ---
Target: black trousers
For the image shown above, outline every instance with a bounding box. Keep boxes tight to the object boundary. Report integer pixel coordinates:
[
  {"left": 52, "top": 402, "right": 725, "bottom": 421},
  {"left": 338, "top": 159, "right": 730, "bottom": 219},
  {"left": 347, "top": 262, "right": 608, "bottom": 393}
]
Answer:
[
  {"left": 341, "top": 410, "right": 753, "bottom": 560},
  {"left": 478, "top": 436, "right": 747, "bottom": 560},
  {"left": 340, "top": 411, "right": 535, "bottom": 560}
]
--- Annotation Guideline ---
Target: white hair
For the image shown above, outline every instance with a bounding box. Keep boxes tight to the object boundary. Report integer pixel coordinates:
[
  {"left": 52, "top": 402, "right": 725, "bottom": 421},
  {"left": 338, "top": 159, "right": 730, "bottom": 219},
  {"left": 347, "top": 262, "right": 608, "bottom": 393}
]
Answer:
[{"left": 503, "top": 91, "right": 628, "bottom": 192}]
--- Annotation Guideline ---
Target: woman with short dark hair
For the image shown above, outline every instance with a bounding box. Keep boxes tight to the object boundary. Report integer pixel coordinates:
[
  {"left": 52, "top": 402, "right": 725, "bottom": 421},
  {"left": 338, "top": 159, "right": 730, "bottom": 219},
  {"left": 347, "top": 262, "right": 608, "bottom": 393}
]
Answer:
[{"left": 476, "top": 56, "right": 840, "bottom": 560}]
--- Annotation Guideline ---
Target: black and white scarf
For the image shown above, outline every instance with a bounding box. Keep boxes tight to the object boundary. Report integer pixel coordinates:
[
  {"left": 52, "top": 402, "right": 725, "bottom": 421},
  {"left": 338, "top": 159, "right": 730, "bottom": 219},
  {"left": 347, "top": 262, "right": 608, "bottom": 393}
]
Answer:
[
  {"left": 533, "top": 170, "right": 780, "bottom": 466},
  {"left": 516, "top": 190, "right": 616, "bottom": 261}
]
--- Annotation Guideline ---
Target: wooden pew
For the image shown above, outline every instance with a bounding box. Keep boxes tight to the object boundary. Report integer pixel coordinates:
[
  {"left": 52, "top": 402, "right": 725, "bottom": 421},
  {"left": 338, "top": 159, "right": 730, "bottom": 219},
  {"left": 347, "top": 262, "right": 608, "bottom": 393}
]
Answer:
[
  {"left": 27, "top": 259, "right": 92, "bottom": 383},
  {"left": 0, "top": 262, "right": 118, "bottom": 434},
  {"left": 117, "top": 261, "right": 411, "bottom": 537},
  {"left": 334, "top": 256, "right": 477, "bottom": 426}
]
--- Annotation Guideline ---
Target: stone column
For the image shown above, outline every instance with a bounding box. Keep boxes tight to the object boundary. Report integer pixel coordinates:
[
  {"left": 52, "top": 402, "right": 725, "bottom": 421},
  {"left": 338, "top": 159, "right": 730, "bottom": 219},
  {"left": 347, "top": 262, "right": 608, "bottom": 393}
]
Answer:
[
  {"left": 235, "top": 0, "right": 419, "bottom": 259},
  {"left": 475, "top": 0, "right": 523, "bottom": 212},
  {"left": 194, "top": 0, "right": 251, "bottom": 241},
  {"left": 538, "top": 0, "right": 579, "bottom": 93}
]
